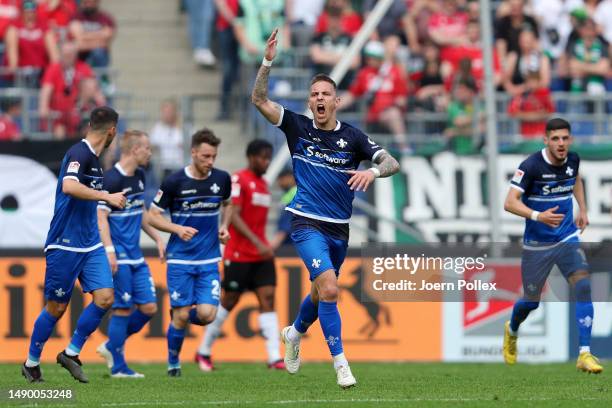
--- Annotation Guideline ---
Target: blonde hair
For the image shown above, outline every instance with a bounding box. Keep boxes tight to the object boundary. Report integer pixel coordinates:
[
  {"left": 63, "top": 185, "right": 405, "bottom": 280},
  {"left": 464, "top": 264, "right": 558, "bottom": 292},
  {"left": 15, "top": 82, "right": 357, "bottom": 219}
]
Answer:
[{"left": 120, "top": 130, "right": 148, "bottom": 154}]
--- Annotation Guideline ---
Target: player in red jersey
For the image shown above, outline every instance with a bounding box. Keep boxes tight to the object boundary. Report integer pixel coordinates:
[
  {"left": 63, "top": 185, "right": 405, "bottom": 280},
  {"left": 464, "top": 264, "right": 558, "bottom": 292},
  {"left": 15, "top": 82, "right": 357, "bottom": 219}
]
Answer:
[{"left": 195, "top": 139, "right": 285, "bottom": 371}]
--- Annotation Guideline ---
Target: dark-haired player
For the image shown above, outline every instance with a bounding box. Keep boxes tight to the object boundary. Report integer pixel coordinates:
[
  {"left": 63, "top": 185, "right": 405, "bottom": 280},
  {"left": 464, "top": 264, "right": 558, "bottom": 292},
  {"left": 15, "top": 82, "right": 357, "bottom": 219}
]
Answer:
[
  {"left": 503, "top": 117, "right": 602, "bottom": 373},
  {"left": 196, "top": 139, "right": 284, "bottom": 371},
  {"left": 147, "top": 129, "right": 233, "bottom": 377},
  {"left": 251, "top": 29, "right": 400, "bottom": 388},
  {"left": 22, "top": 107, "right": 126, "bottom": 383}
]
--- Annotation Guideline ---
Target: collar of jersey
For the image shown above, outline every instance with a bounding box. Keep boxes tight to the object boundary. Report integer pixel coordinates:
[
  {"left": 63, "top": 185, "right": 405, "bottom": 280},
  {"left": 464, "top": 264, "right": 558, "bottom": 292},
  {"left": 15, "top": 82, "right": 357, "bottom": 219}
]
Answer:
[
  {"left": 82, "top": 139, "right": 97, "bottom": 156},
  {"left": 115, "top": 163, "right": 128, "bottom": 176},
  {"left": 312, "top": 119, "right": 341, "bottom": 131},
  {"left": 184, "top": 166, "right": 211, "bottom": 180},
  {"left": 541, "top": 148, "right": 567, "bottom": 166}
]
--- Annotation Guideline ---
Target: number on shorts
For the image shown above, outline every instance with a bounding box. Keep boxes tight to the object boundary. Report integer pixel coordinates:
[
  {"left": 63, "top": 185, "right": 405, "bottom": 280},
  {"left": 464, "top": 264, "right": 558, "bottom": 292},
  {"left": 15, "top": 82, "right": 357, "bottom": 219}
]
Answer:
[{"left": 211, "top": 279, "right": 220, "bottom": 297}]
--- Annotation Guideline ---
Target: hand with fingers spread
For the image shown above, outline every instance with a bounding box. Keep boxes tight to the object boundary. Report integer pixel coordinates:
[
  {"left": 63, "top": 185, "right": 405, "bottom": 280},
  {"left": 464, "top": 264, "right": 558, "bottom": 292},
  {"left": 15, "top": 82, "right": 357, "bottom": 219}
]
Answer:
[
  {"left": 535, "top": 206, "right": 565, "bottom": 228},
  {"left": 264, "top": 28, "right": 278, "bottom": 62},
  {"left": 347, "top": 169, "right": 377, "bottom": 192}
]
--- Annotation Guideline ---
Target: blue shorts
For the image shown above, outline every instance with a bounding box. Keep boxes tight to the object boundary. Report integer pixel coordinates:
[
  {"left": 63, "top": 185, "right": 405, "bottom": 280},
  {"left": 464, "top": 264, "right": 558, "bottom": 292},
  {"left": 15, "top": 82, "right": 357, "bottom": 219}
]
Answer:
[
  {"left": 166, "top": 262, "right": 220, "bottom": 308},
  {"left": 290, "top": 228, "right": 348, "bottom": 281},
  {"left": 44, "top": 246, "right": 113, "bottom": 302},
  {"left": 112, "top": 262, "right": 157, "bottom": 309},
  {"left": 521, "top": 240, "right": 589, "bottom": 298}
]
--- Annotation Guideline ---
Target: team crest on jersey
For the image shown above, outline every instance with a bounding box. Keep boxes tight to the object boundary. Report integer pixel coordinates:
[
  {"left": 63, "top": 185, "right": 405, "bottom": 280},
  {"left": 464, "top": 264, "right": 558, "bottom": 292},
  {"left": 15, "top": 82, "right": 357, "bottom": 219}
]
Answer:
[
  {"left": 336, "top": 138, "right": 348, "bottom": 149},
  {"left": 139, "top": 180, "right": 144, "bottom": 190},
  {"left": 231, "top": 174, "right": 239, "bottom": 183},
  {"left": 210, "top": 183, "right": 220, "bottom": 194},
  {"left": 154, "top": 189, "right": 163, "bottom": 203},
  {"left": 566, "top": 167, "right": 574, "bottom": 176},
  {"left": 511, "top": 169, "right": 524, "bottom": 184},
  {"left": 67, "top": 161, "right": 80, "bottom": 173}
]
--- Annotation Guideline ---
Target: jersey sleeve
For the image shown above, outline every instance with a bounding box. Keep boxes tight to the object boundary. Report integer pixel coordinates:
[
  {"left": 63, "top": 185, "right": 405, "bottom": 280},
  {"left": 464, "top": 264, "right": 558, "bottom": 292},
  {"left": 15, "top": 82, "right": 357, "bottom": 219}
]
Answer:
[
  {"left": 509, "top": 159, "right": 533, "bottom": 193},
  {"left": 62, "top": 146, "right": 90, "bottom": 184},
  {"left": 277, "top": 106, "right": 303, "bottom": 154},
  {"left": 230, "top": 173, "right": 244, "bottom": 206},
  {"left": 354, "top": 128, "right": 385, "bottom": 163},
  {"left": 222, "top": 172, "right": 232, "bottom": 202},
  {"left": 152, "top": 176, "right": 175, "bottom": 212}
]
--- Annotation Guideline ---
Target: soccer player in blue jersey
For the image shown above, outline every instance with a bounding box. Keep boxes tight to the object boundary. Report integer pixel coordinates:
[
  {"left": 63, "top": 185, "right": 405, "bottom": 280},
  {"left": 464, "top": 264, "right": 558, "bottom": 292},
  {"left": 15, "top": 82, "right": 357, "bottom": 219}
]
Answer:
[
  {"left": 147, "top": 128, "right": 233, "bottom": 377},
  {"left": 21, "top": 107, "right": 126, "bottom": 383},
  {"left": 95, "top": 130, "right": 166, "bottom": 378},
  {"left": 252, "top": 29, "right": 400, "bottom": 388},
  {"left": 503, "top": 118, "right": 602, "bottom": 373}
]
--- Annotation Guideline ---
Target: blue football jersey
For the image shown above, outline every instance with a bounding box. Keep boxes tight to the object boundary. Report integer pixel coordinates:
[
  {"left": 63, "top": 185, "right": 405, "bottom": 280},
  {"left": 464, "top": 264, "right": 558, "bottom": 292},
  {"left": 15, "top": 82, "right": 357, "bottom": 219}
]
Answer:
[
  {"left": 45, "top": 139, "right": 104, "bottom": 251},
  {"left": 510, "top": 149, "right": 580, "bottom": 245},
  {"left": 276, "top": 107, "right": 384, "bottom": 223},
  {"left": 98, "top": 163, "right": 146, "bottom": 263},
  {"left": 152, "top": 167, "right": 231, "bottom": 264}
]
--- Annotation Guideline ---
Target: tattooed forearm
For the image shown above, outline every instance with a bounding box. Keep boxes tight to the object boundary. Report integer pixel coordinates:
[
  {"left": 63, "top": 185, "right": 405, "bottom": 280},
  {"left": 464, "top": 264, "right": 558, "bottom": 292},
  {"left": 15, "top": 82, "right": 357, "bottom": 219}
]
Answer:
[
  {"left": 373, "top": 151, "right": 400, "bottom": 177},
  {"left": 251, "top": 65, "right": 271, "bottom": 105}
]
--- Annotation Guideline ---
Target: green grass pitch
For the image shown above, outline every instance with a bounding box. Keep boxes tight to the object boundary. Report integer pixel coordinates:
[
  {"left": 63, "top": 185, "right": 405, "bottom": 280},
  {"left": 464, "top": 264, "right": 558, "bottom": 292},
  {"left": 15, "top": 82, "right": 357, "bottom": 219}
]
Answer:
[{"left": 0, "top": 362, "right": 610, "bottom": 407}]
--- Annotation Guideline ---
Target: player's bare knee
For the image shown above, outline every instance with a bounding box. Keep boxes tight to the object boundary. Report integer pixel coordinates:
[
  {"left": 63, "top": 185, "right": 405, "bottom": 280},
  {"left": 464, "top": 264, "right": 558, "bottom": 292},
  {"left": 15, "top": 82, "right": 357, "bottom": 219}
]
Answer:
[
  {"left": 172, "top": 308, "right": 190, "bottom": 328},
  {"left": 138, "top": 303, "right": 157, "bottom": 316},
  {"left": 46, "top": 301, "right": 68, "bottom": 318},
  {"left": 93, "top": 290, "right": 114, "bottom": 309},
  {"left": 318, "top": 282, "right": 339, "bottom": 302},
  {"left": 221, "top": 292, "right": 240, "bottom": 311}
]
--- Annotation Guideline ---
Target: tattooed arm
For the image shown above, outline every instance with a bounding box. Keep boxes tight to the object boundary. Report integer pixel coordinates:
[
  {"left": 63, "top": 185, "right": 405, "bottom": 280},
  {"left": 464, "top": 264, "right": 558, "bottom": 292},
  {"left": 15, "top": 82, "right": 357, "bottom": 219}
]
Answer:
[
  {"left": 347, "top": 151, "right": 400, "bottom": 192},
  {"left": 251, "top": 29, "right": 283, "bottom": 125}
]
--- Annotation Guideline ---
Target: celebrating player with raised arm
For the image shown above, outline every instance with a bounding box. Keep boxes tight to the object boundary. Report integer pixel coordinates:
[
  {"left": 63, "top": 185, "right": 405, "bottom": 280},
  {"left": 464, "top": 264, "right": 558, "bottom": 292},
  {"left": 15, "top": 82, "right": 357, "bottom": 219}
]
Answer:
[
  {"left": 22, "top": 107, "right": 126, "bottom": 383},
  {"left": 147, "top": 129, "right": 233, "bottom": 377},
  {"left": 96, "top": 130, "right": 165, "bottom": 378},
  {"left": 503, "top": 118, "right": 602, "bottom": 374},
  {"left": 251, "top": 29, "right": 400, "bottom": 388}
]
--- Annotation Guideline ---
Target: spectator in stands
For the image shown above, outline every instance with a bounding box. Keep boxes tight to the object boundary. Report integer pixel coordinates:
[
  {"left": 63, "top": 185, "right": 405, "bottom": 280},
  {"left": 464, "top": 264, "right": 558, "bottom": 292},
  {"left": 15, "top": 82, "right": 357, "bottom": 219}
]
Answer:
[
  {"left": 494, "top": 0, "right": 539, "bottom": 64},
  {"left": 427, "top": 0, "right": 469, "bottom": 50},
  {"left": 595, "top": 0, "right": 612, "bottom": 45},
  {"left": 37, "top": 0, "right": 77, "bottom": 41},
  {"left": 4, "top": 1, "right": 59, "bottom": 79},
  {"left": 0, "top": 0, "right": 20, "bottom": 41},
  {"left": 568, "top": 17, "right": 610, "bottom": 95},
  {"left": 410, "top": 41, "right": 448, "bottom": 113},
  {"left": 270, "top": 168, "right": 296, "bottom": 250},
  {"left": 507, "top": 69, "right": 555, "bottom": 139},
  {"left": 184, "top": 0, "right": 216, "bottom": 67},
  {"left": 69, "top": 0, "right": 115, "bottom": 68},
  {"left": 440, "top": 19, "right": 502, "bottom": 90},
  {"left": 363, "top": 0, "right": 409, "bottom": 58},
  {"left": 315, "top": 0, "right": 362, "bottom": 37},
  {"left": 445, "top": 77, "right": 482, "bottom": 155},
  {"left": 309, "top": 4, "right": 359, "bottom": 90},
  {"left": 338, "top": 40, "right": 410, "bottom": 153},
  {"left": 149, "top": 99, "right": 185, "bottom": 178},
  {"left": 39, "top": 41, "right": 105, "bottom": 139},
  {"left": 286, "top": 0, "right": 325, "bottom": 47},
  {"left": 0, "top": 98, "right": 22, "bottom": 141},
  {"left": 214, "top": 0, "right": 240, "bottom": 120},
  {"left": 233, "top": 0, "right": 289, "bottom": 65},
  {"left": 405, "top": 0, "right": 439, "bottom": 54},
  {"left": 502, "top": 28, "right": 551, "bottom": 96},
  {"left": 531, "top": 0, "right": 578, "bottom": 64}
]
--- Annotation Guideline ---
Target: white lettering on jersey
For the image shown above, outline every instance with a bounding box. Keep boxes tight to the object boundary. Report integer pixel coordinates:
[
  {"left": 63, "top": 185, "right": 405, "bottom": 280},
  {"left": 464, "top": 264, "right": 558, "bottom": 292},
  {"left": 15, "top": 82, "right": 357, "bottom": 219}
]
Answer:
[
  {"left": 511, "top": 169, "right": 524, "bottom": 184},
  {"left": 542, "top": 184, "right": 574, "bottom": 195},
  {"left": 252, "top": 192, "right": 271, "bottom": 207},
  {"left": 67, "top": 161, "right": 80, "bottom": 174},
  {"left": 181, "top": 189, "right": 197, "bottom": 195}
]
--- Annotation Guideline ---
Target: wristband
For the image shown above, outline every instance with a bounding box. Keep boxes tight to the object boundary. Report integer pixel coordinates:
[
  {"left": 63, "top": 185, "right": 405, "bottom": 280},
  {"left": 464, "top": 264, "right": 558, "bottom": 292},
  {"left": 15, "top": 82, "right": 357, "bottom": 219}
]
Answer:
[
  {"left": 369, "top": 167, "right": 381, "bottom": 178},
  {"left": 105, "top": 246, "right": 115, "bottom": 254},
  {"left": 262, "top": 57, "right": 273, "bottom": 67},
  {"left": 530, "top": 210, "right": 540, "bottom": 221}
]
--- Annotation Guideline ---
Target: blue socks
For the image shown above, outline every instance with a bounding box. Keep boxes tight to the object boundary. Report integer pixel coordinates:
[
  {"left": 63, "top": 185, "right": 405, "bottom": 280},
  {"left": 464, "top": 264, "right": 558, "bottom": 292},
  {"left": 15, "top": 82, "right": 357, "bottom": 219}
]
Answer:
[
  {"left": 189, "top": 308, "right": 205, "bottom": 326},
  {"left": 67, "top": 303, "right": 108, "bottom": 355},
  {"left": 509, "top": 299, "right": 539, "bottom": 333},
  {"left": 293, "top": 294, "right": 318, "bottom": 333},
  {"left": 27, "top": 309, "right": 59, "bottom": 364},
  {"left": 318, "top": 301, "right": 343, "bottom": 357},
  {"left": 167, "top": 324, "right": 185, "bottom": 368},
  {"left": 107, "top": 315, "right": 129, "bottom": 371},
  {"left": 575, "top": 279, "right": 593, "bottom": 350},
  {"left": 126, "top": 309, "right": 152, "bottom": 337}
]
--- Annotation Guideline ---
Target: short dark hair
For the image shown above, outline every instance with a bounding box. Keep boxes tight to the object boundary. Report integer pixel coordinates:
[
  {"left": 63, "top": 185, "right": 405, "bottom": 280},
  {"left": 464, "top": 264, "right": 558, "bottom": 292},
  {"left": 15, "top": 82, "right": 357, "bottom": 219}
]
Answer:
[
  {"left": 311, "top": 73, "right": 337, "bottom": 90},
  {"left": 89, "top": 106, "right": 118, "bottom": 132},
  {"left": 246, "top": 139, "right": 273, "bottom": 157},
  {"left": 278, "top": 168, "right": 294, "bottom": 179},
  {"left": 546, "top": 118, "right": 571, "bottom": 134},
  {"left": 191, "top": 128, "right": 220, "bottom": 148}
]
